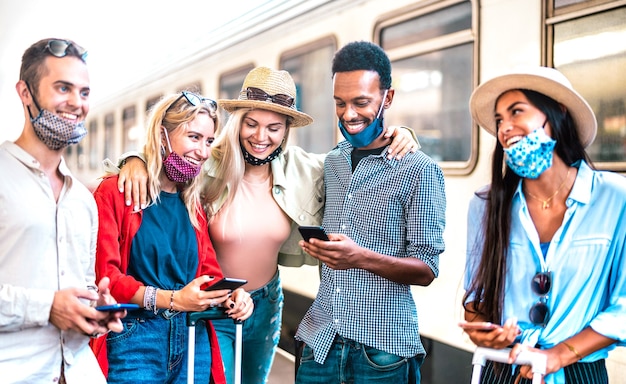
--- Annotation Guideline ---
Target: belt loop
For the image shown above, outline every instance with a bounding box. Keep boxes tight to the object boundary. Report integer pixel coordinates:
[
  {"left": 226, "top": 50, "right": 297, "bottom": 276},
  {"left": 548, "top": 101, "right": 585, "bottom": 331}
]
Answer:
[{"left": 162, "top": 309, "right": 181, "bottom": 319}]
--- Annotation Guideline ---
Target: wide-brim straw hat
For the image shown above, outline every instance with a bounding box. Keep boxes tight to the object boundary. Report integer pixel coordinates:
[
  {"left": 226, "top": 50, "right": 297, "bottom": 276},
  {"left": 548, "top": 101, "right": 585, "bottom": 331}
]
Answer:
[
  {"left": 469, "top": 66, "right": 597, "bottom": 148},
  {"left": 218, "top": 66, "right": 313, "bottom": 128}
]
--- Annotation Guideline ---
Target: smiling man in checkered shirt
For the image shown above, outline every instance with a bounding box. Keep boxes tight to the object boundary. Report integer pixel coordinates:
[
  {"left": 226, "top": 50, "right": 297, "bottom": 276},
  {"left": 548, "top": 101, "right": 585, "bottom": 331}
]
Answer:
[{"left": 294, "top": 41, "right": 446, "bottom": 384}]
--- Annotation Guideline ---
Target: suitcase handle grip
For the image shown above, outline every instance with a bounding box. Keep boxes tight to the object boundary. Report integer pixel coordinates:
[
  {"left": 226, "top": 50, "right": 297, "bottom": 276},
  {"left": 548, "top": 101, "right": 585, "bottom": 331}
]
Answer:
[
  {"left": 186, "top": 307, "right": 230, "bottom": 325},
  {"left": 472, "top": 347, "right": 547, "bottom": 374}
]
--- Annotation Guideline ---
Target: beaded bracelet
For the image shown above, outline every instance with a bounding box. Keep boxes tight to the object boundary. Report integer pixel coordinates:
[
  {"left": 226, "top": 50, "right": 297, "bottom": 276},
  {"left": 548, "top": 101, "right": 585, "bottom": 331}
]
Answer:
[
  {"left": 170, "top": 290, "right": 175, "bottom": 311},
  {"left": 143, "top": 286, "right": 158, "bottom": 315}
]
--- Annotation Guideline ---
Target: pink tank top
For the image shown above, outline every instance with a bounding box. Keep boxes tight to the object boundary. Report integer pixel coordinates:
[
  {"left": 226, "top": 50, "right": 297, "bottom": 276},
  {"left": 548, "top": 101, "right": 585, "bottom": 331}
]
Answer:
[{"left": 209, "top": 175, "right": 291, "bottom": 290}]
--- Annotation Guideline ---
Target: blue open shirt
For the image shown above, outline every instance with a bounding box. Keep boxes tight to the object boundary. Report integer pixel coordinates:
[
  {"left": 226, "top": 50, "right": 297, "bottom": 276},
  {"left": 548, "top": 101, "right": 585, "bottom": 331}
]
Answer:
[{"left": 465, "top": 161, "right": 626, "bottom": 384}]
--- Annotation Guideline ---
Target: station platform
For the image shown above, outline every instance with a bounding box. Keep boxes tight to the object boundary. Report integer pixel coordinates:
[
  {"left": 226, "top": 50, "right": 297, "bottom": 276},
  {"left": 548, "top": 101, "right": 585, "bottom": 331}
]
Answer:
[{"left": 267, "top": 348, "right": 295, "bottom": 383}]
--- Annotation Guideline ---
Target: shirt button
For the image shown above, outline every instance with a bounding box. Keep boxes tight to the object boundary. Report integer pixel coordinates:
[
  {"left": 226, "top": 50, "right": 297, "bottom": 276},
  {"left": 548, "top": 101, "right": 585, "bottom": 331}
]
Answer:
[
  {"left": 273, "top": 187, "right": 281, "bottom": 194},
  {"left": 299, "top": 214, "right": 305, "bottom": 221}
]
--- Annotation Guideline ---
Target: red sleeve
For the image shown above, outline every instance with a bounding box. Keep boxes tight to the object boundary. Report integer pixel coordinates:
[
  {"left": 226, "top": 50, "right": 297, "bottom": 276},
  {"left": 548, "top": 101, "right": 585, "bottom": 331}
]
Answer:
[
  {"left": 194, "top": 207, "right": 224, "bottom": 285},
  {"left": 93, "top": 176, "right": 143, "bottom": 303}
]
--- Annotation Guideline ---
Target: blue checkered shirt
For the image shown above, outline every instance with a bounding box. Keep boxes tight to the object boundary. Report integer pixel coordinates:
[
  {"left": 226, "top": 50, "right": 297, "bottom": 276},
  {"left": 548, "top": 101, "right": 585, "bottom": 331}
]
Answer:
[{"left": 296, "top": 140, "right": 446, "bottom": 364}]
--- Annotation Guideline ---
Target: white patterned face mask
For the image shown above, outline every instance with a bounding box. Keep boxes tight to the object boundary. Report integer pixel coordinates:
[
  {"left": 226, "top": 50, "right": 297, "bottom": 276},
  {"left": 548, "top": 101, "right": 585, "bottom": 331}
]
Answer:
[
  {"left": 31, "top": 108, "right": 87, "bottom": 150},
  {"left": 503, "top": 127, "right": 556, "bottom": 179}
]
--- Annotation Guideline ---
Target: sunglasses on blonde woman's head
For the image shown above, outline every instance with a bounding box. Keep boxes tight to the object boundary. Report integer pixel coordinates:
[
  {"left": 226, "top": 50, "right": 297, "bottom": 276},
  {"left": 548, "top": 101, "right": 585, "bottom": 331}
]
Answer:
[
  {"left": 529, "top": 271, "right": 551, "bottom": 327},
  {"left": 246, "top": 87, "right": 294, "bottom": 107},
  {"left": 44, "top": 39, "right": 88, "bottom": 60},
  {"left": 168, "top": 91, "right": 217, "bottom": 114}
]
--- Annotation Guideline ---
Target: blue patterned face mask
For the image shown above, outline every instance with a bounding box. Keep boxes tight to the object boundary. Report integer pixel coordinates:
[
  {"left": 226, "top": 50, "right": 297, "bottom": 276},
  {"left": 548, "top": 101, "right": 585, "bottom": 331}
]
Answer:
[
  {"left": 338, "top": 89, "right": 388, "bottom": 148},
  {"left": 503, "top": 127, "right": 556, "bottom": 179}
]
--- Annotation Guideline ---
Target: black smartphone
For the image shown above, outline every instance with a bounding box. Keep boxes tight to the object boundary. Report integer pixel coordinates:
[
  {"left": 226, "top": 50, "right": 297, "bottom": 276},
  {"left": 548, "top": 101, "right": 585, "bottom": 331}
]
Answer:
[
  {"left": 205, "top": 277, "right": 247, "bottom": 291},
  {"left": 298, "top": 225, "right": 330, "bottom": 242},
  {"left": 96, "top": 303, "right": 140, "bottom": 312}
]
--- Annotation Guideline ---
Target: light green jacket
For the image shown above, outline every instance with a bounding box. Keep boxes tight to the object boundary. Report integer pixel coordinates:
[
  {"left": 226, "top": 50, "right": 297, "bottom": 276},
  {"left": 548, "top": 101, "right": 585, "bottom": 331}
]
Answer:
[{"left": 204, "top": 146, "right": 325, "bottom": 267}]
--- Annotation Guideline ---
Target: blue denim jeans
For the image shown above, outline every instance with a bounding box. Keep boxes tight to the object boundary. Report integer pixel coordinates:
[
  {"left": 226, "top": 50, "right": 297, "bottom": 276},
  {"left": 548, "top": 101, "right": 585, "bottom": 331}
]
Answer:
[
  {"left": 106, "top": 310, "right": 211, "bottom": 384},
  {"left": 212, "top": 271, "right": 283, "bottom": 384},
  {"left": 296, "top": 335, "right": 424, "bottom": 384}
]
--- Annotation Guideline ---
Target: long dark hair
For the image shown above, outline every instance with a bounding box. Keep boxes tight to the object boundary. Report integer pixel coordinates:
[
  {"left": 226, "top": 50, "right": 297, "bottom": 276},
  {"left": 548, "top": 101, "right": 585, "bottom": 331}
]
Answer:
[{"left": 463, "top": 89, "right": 592, "bottom": 323}]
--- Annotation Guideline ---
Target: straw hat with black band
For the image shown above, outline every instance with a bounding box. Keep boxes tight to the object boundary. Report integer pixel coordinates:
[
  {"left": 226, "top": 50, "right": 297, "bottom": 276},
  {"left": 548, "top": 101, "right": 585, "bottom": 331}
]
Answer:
[
  {"left": 469, "top": 66, "right": 597, "bottom": 148},
  {"left": 219, "top": 66, "right": 313, "bottom": 128}
]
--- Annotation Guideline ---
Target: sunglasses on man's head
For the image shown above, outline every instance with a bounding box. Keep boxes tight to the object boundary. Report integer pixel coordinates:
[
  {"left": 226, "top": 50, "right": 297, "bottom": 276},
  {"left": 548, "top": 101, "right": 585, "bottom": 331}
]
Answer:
[
  {"left": 246, "top": 87, "right": 294, "bottom": 108},
  {"left": 44, "top": 39, "right": 88, "bottom": 61},
  {"left": 529, "top": 271, "right": 551, "bottom": 327}
]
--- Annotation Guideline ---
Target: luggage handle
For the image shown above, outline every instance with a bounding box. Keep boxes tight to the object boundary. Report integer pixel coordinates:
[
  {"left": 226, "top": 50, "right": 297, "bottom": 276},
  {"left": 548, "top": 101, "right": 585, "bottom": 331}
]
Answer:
[
  {"left": 187, "top": 307, "right": 244, "bottom": 384},
  {"left": 471, "top": 347, "right": 546, "bottom": 384},
  {"left": 187, "top": 307, "right": 233, "bottom": 325}
]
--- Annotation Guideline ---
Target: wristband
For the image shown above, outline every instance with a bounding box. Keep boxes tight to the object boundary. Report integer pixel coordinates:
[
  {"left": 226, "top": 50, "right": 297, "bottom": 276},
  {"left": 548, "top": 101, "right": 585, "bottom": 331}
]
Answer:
[{"left": 562, "top": 341, "right": 582, "bottom": 360}]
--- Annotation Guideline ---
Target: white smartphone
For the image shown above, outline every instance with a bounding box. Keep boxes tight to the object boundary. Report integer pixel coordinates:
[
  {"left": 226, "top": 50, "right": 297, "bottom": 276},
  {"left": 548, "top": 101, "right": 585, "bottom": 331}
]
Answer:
[{"left": 458, "top": 321, "right": 499, "bottom": 331}]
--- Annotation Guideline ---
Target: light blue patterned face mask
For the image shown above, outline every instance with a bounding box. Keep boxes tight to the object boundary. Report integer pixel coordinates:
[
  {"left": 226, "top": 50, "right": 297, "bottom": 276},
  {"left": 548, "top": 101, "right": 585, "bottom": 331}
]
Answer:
[{"left": 503, "top": 127, "right": 556, "bottom": 179}]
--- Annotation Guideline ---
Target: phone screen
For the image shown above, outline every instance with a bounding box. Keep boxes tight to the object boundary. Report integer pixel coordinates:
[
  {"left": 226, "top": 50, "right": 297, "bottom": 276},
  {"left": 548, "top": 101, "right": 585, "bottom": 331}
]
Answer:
[
  {"left": 96, "top": 303, "right": 140, "bottom": 312},
  {"left": 205, "top": 277, "right": 247, "bottom": 291},
  {"left": 298, "top": 226, "right": 330, "bottom": 242}
]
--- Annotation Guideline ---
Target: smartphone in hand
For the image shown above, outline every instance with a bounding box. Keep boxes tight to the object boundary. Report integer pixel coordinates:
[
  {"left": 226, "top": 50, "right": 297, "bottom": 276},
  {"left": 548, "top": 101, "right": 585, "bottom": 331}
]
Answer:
[
  {"left": 298, "top": 225, "right": 330, "bottom": 242},
  {"left": 96, "top": 303, "right": 140, "bottom": 312},
  {"left": 458, "top": 321, "right": 499, "bottom": 331},
  {"left": 205, "top": 277, "right": 247, "bottom": 291}
]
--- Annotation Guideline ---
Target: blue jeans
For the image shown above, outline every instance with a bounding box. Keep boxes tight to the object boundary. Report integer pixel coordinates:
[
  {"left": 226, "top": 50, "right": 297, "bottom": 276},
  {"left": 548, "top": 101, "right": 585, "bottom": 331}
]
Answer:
[
  {"left": 106, "top": 310, "right": 212, "bottom": 384},
  {"left": 212, "top": 271, "right": 283, "bottom": 384},
  {"left": 296, "top": 335, "right": 424, "bottom": 384}
]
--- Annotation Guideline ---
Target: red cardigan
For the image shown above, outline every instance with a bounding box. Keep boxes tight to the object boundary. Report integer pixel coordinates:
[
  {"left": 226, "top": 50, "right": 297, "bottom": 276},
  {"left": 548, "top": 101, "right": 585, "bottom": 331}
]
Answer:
[{"left": 90, "top": 176, "right": 226, "bottom": 384}]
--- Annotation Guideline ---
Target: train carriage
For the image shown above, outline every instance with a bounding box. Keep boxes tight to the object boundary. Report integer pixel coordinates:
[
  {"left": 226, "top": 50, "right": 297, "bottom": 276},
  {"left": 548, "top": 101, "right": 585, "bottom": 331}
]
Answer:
[{"left": 67, "top": 0, "right": 626, "bottom": 382}]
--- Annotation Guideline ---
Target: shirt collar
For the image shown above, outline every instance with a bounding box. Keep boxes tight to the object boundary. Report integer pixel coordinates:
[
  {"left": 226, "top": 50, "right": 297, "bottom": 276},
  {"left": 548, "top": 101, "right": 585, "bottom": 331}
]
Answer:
[{"left": 513, "top": 160, "right": 593, "bottom": 207}]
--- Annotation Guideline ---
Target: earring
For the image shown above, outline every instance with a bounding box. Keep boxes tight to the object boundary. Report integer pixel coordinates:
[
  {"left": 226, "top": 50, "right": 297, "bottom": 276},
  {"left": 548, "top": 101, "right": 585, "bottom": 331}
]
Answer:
[{"left": 161, "top": 145, "right": 166, "bottom": 158}]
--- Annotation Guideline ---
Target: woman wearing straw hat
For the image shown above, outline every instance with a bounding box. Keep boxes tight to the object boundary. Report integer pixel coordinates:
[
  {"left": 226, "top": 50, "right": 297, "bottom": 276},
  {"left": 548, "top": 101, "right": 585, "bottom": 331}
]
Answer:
[
  {"left": 461, "top": 66, "right": 626, "bottom": 384},
  {"left": 116, "top": 66, "right": 418, "bottom": 384}
]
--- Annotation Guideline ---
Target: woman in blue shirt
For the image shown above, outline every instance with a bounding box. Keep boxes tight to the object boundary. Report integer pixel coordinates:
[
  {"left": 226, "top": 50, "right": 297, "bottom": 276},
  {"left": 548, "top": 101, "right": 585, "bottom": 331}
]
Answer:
[{"left": 462, "top": 66, "right": 626, "bottom": 384}]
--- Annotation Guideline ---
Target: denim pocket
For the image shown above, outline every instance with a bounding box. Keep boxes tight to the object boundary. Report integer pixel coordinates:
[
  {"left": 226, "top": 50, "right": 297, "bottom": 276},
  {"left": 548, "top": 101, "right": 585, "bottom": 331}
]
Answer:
[
  {"left": 106, "top": 317, "right": 142, "bottom": 345},
  {"left": 362, "top": 345, "right": 407, "bottom": 370},
  {"left": 300, "top": 344, "right": 316, "bottom": 362}
]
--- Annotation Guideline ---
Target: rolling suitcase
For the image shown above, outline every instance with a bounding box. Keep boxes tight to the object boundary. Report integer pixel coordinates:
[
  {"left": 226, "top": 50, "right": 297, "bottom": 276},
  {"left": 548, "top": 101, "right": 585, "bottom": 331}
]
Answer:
[
  {"left": 471, "top": 347, "right": 547, "bottom": 384},
  {"left": 187, "top": 307, "right": 243, "bottom": 384}
]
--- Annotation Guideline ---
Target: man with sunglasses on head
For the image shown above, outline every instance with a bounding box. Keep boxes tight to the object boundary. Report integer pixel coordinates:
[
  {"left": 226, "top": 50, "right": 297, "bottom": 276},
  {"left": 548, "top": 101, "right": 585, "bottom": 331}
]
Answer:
[{"left": 0, "top": 38, "right": 123, "bottom": 383}]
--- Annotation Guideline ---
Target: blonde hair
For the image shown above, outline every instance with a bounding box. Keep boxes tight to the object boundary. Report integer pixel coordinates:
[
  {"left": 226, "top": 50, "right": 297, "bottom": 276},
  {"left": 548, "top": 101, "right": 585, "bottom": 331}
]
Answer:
[
  {"left": 144, "top": 92, "right": 218, "bottom": 229},
  {"left": 203, "top": 108, "right": 290, "bottom": 216}
]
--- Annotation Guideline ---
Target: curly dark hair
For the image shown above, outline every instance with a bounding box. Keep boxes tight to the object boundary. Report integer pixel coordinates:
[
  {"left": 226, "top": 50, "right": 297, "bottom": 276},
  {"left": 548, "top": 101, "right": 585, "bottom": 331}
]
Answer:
[{"left": 331, "top": 41, "right": 392, "bottom": 89}]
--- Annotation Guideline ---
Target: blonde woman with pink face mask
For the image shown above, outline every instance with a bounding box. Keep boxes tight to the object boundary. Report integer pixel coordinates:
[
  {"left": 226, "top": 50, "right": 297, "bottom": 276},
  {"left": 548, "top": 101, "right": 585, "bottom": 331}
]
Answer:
[{"left": 92, "top": 92, "right": 253, "bottom": 384}]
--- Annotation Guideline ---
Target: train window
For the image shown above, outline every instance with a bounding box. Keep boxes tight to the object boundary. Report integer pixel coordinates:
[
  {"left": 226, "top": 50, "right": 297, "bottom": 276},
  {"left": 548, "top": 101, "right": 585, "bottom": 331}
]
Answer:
[
  {"left": 146, "top": 95, "right": 162, "bottom": 115},
  {"left": 555, "top": 0, "right": 587, "bottom": 6},
  {"left": 177, "top": 82, "right": 202, "bottom": 95},
  {"left": 122, "top": 105, "right": 141, "bottom": 154},
  {"left": 104, "top": 112, "right": 115, "bottom": 162},
  {"left": 280, "top": 38, "right": 336, "bottom": 154},
  {"left": 219, "top": 65, "right": 255, "bottom": 124},
  {"left": 548, "top": 2, "right": 626, "bottom": 167},
  {"left": 89, "top": 120, "right": 99, "bottom": 170},
  {"left": 378, "top": 1, "right": 474, "bottom": 167}
]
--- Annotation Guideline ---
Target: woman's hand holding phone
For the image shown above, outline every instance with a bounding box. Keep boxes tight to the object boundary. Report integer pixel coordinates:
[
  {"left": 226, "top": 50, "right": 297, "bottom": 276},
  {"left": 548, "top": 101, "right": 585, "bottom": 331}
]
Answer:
[
  {"left": 459, "top": 318, "right": 520, "bottom": 349},
  {"left": 458, "top": 320, "right": 499, "bottom": 331}
]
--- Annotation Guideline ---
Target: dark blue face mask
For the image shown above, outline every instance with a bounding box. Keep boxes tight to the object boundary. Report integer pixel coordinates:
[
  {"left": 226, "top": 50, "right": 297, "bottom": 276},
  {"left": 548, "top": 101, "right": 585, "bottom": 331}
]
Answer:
[{"left": 338, "top": 89, "right": 388, "bottom": 148}]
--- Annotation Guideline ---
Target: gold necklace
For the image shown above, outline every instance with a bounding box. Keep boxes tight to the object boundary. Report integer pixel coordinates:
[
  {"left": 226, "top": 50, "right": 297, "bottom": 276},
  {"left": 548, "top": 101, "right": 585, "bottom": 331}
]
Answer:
[{"left": 524, "top": 168, "right": 571, "bottom": 210}]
